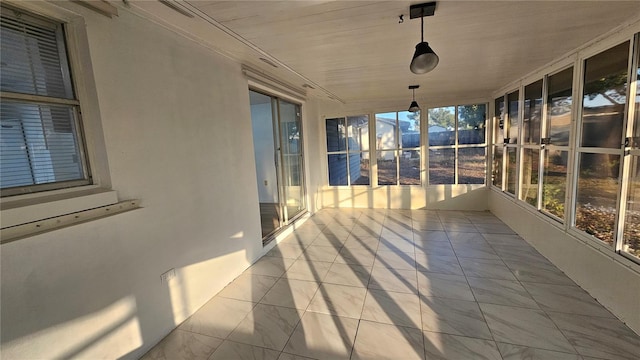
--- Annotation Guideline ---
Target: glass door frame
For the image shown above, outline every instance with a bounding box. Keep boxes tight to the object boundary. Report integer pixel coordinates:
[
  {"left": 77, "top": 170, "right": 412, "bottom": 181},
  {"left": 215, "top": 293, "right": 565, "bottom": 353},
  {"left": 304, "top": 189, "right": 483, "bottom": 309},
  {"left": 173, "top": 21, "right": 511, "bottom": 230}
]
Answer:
[
  {"left": 249, "top": 87, "right": 308, "bottom": 242},
  {"left": 274, "top": 97, "right": 307, "bottom": 225}
]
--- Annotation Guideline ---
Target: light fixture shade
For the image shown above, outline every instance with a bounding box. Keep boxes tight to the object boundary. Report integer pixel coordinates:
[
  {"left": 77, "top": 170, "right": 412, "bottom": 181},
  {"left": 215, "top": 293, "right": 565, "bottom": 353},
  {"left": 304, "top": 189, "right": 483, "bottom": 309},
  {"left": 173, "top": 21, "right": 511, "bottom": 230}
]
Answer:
[
  {"left": 410, "top": 42, "right": 439, "bottom": 74},
  {"left": 408, "top": 100, "right": 420, "bottom": 112}
]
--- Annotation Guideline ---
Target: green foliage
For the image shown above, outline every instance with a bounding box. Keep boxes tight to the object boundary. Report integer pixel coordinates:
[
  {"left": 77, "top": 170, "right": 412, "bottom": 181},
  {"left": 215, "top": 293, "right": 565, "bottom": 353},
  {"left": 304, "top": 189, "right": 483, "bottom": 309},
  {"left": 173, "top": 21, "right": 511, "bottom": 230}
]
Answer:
[
  {"left": 428, "top": 107, "right": 455, "bottom": 129},
  {"left": 583, "top": 72, "right": 627, "bottom": 103},
  {"left": 525, "top": 195, "right": 538, "bottom": 207},
  {"left": 579, "top": 157, "right": 620, "bottom": 179},
  {"left": 543, "top": 184, "right": 565, "bottom": 218},
  {"left": 458, "top": 104, "right": 486, "bottom": 129}
]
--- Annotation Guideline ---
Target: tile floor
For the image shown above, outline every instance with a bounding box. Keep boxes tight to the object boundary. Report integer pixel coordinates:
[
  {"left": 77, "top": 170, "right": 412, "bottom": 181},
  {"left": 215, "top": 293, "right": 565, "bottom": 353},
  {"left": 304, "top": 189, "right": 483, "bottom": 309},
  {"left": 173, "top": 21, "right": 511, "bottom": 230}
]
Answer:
[{"left": 141, "top": 209, "right": 640, "bottom": 360}]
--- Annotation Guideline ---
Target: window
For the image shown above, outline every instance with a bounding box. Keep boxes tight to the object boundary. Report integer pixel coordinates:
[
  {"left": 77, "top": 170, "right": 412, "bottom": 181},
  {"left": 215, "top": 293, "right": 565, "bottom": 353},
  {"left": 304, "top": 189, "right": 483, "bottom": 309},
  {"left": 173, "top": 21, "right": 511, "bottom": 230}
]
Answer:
[
  {"left": 542, "top": 67, "right": 574, "bottom": 220},
  {"left": 492, "top": 97, "right": 505, "bottom": 188},
  {"left": 326, "top": 115, "right": 370, "bottom": 186},
  {"left": 375, "top": 111, "right": 421, "bottom": 185},
  {"left": 491, "top": 33, "right": 640, "bottom": 265},
  {"left": 494, "top": 69, "right": 574, "bottom": 221},
  {"left": 1, "top": 6, "right": 90, "bottom": 196},
  {"left": 520, "top": 80, "right": 543, "bottom": 207},
  {"left": 429, "top": 104, "right": 487, "bottom": 185},
  {"left": 505, "top": 91, "right": 519, "bottom": 195},
  {"left": 574, "top": 41, "right": 629, "bottom": 247},
  {"left": 621, "top": 35, "right": 640, "bottom": 260}
]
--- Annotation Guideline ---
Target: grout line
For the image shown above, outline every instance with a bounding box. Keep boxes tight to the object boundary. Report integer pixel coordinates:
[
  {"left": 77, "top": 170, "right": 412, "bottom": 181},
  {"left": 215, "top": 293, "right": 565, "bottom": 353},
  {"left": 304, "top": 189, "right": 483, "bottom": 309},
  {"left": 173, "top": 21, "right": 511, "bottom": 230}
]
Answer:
[
  {"left": 411, "top": 214, "right": 429, "bottom": 359},
  {"left": 478, "top": 231, "right": 583, "bottom": 356},
  {"left": 441, "top": 215, "right": 502, "bottom": 347},
  {"left": 276, "top": 210, "right": 636, "bottom": 359},
  {"left": 492, "top": 338, "right": 587, "bottom": 358}
]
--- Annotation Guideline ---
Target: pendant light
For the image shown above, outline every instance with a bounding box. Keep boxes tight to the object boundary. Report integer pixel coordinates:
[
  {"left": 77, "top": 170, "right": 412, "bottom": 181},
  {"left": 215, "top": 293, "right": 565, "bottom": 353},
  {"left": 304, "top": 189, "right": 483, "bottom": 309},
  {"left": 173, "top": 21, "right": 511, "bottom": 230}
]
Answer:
[
  {"left": 409, "top": 2, "right": 439, "bottom": 74},
  {"left": 408, "top": 85, "right": 420, "bottom": 112}
]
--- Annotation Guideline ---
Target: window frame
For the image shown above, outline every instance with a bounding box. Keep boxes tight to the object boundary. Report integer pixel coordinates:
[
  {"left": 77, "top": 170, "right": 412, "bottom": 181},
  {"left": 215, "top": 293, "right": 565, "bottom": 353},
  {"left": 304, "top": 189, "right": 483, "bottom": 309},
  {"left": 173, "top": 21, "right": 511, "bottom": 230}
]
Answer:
[
  {"left": 374, "top": 110, "right": 422, "bottom": 186},
  {"left": 428, "top": 103, "right": 488, "bottom": 186},
  {"left": 325, "top": 114, "right": 371, "bottom": 187},
  {"left": 504, "top": 90, "right": 520, "bottom": 196},
  {"left": 0, "top": 1, "right": 117, "bottom": 231},
  {"left": 569, "top": 39, "right": 632, "bottom": 252},
  {"left": 0, "top": 4, "right": 94, "bottom": 197},
  {"left": 492, "top": 95, "right": 506, "bottom": 190},
  {"left": 539, "top": 65, "right": 577, "bottom": 223},
  {"left": 518, "top": 79, "right": 543, "bottom": 209},
  {"left": 490, "top": 28, "right": 640, "bottom": 266}
]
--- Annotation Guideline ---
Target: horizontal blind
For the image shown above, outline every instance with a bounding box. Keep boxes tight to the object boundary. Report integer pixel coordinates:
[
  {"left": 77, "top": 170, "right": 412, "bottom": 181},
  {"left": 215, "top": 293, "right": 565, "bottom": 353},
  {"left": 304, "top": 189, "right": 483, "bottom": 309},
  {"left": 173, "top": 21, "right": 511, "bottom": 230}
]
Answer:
[
  {"left": 1, "top": 101, "right": 83, "bottom": 188},
  {"left": 0, "top": 5, "right": 89, "bottom": 194},
  {"left": 0, "top": 8, "right": 74, "bottom": 99}
]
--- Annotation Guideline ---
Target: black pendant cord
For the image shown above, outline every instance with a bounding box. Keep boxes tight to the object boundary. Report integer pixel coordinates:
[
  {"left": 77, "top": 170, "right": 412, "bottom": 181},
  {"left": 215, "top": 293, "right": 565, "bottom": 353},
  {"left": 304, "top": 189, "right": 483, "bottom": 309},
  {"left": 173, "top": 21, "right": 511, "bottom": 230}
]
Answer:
[{"left": 420, "top": 8, "right": 424, "bottom": 42}]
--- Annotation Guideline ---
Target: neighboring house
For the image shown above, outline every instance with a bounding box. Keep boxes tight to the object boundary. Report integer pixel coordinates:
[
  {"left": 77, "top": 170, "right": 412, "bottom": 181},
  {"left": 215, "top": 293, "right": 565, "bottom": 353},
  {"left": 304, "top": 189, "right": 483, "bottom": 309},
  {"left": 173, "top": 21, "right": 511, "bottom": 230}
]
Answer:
[
  {"left": 326, "top": 124, "right": 363, "bottom": 185},
  {"left": 376, "top": 116, "right": 417, "bottom": 160}
]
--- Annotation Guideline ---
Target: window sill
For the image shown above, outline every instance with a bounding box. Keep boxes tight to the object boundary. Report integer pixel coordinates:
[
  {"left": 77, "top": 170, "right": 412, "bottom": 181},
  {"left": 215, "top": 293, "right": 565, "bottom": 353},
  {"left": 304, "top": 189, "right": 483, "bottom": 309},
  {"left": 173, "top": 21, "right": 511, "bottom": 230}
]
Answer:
[{"left": 1, "top": 186, "right": 119, "bottom": 228}]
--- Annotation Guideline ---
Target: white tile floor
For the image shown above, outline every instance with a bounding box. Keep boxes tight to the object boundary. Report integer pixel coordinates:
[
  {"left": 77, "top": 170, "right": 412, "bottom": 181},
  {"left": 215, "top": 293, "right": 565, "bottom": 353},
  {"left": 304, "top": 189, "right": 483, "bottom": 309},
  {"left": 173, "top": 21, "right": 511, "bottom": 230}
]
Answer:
[{"left": 141, "top": 209, "right": 640, "bottom": 360}]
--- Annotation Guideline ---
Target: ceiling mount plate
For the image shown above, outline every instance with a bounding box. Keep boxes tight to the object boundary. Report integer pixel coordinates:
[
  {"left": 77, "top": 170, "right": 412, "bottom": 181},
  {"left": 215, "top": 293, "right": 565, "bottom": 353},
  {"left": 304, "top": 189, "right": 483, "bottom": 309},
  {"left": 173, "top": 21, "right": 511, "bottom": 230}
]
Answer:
[
  {"left": 409, "top": 2, "right": 436, "bottom": 19},
  {"left": 408, "top": 85, "right": 420, "bottom": 89}
]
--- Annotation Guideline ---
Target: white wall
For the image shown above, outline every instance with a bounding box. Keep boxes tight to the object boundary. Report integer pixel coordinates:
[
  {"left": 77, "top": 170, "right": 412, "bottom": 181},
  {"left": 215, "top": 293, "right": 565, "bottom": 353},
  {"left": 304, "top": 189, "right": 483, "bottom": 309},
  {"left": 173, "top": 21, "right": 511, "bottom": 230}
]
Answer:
[
  {"left": 250, "top": 102, "right": 278, "bottom": 203},
  {"left": 489, "top": 191, "right": 640, "bottom": 334},
  {"left": 0, "top": 5, "right": 268, "bottom": 359},
  {"left": 300, "top": 97, "right": 326, "bottom": 213}
]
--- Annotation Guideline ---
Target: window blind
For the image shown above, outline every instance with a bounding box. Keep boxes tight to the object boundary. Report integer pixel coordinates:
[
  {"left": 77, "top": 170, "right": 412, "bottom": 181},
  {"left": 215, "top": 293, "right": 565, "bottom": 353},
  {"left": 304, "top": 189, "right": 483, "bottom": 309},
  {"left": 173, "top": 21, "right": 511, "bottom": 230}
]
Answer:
[{"left": 0, "top": 10, "right": 74, "bottom": 99}]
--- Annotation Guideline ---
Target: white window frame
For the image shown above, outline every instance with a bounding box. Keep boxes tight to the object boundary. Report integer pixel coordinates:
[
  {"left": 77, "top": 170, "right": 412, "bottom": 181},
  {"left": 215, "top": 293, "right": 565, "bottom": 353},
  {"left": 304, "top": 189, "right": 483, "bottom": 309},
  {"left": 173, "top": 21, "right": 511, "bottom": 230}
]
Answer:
[
  {"left": 1, "top": 4, "right": 92, "bottom": 197},
  {"left": 517, "top": 64, "right": 576, "bottom": 224},
  {"left": 490, "top": 23, "right": 640, "bottom": 267},
  {"left": 491, "top": 95, "right": 506, "bottom": 190},
  {"left": 569, "top": 39, "right": 633, "bottom": 256},
  {"left": 518, "top": 78, "right": 544, "bottom": 209},
  {"left": 325, "top": 115, "right": 371, "bottom": 187},
  {"left": 373, "top": 110, "right": 423, "bottom": 186},
  {"left": 427, "top": 103, "right": 488, "bottom": 186},
  {"left": 491, "top": 89, "right": 519, "bottom": 196}
]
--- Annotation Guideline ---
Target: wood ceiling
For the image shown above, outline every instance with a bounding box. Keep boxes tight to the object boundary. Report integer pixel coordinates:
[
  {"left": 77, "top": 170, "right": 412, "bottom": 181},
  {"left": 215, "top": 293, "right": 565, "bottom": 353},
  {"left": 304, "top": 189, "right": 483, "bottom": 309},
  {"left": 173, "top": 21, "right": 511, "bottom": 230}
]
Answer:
[{"left": 133, "top": 1, "right": 640, "bottom": 107}]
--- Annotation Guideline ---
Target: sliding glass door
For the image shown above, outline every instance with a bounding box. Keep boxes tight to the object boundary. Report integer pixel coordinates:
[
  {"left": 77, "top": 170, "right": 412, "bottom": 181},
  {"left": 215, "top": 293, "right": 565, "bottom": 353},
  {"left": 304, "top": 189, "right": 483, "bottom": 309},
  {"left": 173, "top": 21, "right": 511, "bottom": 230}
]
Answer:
[
  {"left": 249, "top": 90, "right": 306, "bottom": 239},
  {"left": 277, "top": 100, "right": 306, "bottom": 222}
]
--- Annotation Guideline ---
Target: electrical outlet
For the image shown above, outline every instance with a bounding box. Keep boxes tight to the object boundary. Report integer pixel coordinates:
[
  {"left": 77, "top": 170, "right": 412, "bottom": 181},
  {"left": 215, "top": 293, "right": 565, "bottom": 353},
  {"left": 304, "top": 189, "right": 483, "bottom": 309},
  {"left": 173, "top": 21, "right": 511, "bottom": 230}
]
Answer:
[
  {"left": 264, "top": 180, "right": 268, "bottom": 186},
  {"left": 160, "top": 268, "right": 176, "bottom": 284}
]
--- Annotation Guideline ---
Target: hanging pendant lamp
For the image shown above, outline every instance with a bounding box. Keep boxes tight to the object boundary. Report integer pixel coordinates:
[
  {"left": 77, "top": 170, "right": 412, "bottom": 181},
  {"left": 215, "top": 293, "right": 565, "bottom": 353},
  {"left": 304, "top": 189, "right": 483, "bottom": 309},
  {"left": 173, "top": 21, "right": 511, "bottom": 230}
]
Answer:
[
  {"left": 408, "top": 85, "right": 420, "bottom": 112},
  {"left": 409, "top": 2, "right": 439, "bottom": 74}
]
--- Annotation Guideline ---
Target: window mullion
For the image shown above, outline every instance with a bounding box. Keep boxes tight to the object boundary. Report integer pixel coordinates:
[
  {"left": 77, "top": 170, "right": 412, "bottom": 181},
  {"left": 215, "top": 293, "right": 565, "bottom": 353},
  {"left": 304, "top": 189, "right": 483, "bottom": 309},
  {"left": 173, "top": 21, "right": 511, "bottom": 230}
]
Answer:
[
  {"left": 516, "top": 88, "right": 524, "bottom": 199},
  {"left": 502, "top": 94, "right": 508, "bottom": 192},
  {"left": 538, "top": 75, "right": 549, "bottom": 211},
  {"left": 454, "top": 106, "right": 459, "bottom": 185},
  {"left": 370, "top": 111, "right": 377, "bottom": 187},
  {"left": 396, "top": 112, "right": 400, "bottom": 185},
  {"left": 345, "top": 116, "right": 351, "bottom": 186},
  {"left": 567, "top": 62, "right": 583, "bottom": 229}
]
